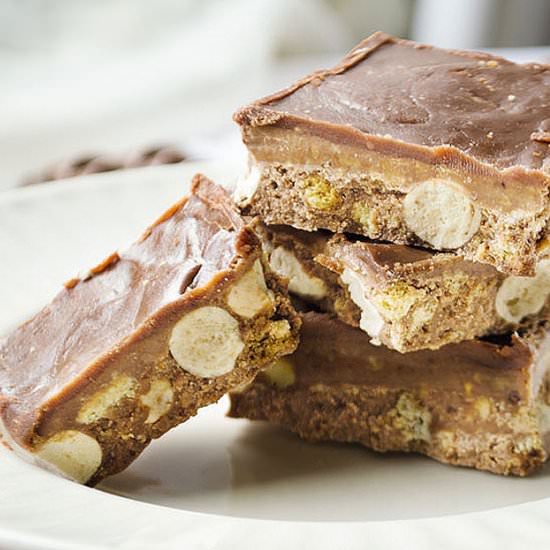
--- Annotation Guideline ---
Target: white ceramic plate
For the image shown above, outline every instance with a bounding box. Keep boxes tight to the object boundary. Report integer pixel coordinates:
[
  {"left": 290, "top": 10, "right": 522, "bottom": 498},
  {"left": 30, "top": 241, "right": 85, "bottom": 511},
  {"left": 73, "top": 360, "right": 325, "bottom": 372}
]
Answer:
[{"left": 2, "top": 162, "right": 550, "bottom": 549}]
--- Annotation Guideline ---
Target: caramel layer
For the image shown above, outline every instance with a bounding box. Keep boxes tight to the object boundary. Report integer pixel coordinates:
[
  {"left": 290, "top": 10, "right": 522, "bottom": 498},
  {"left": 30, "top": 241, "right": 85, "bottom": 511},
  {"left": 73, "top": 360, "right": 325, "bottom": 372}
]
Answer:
[
  {"left": 236, "top": 31, "right": 550, "bottom": 212},
  {"left": 262, "top": 313, "right": 547, "bottom": 403}
]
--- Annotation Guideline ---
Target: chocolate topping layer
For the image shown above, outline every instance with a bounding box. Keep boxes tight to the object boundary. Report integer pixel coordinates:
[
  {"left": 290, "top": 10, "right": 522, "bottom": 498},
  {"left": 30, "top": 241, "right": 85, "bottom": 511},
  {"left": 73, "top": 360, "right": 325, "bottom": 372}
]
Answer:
[
  {"left": 0, "top": 176, "right": 254, "bottom": 431},
  {"left": 284, "top": 313, "right": 540, "bottom": 401},
  {"left": 320, "top": 234, "right": 498, "bottom": 286},
  {"left": 239, "top": 32, "right": 550, "bottom": 172}
]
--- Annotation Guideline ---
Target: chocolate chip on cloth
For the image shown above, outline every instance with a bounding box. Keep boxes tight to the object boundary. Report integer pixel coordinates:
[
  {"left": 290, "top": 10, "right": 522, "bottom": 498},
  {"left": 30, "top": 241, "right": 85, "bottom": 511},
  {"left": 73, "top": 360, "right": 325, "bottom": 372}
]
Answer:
[{"left": 21, "top": 144, "right": 187, "bottom": 186}]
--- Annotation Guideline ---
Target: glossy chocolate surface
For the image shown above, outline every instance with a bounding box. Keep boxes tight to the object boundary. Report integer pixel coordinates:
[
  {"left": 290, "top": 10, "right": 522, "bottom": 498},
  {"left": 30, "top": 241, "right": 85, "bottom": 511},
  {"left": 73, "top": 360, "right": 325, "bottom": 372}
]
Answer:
[
  {"left": 244, "top": 32, "right": 550, "bottom": 171},
  {"left": 0, "top": 176, "right": 255, "bottom": 427}
]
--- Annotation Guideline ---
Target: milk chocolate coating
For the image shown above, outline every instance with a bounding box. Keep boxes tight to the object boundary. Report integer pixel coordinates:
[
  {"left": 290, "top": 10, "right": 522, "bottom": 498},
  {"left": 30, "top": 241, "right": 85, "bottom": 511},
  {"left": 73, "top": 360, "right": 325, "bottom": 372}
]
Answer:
[
  {"left": 287, "top": 313, "right": 538, "bottom": 402},
  {"left": 320, "top": 234, "right": 498, "bottom": 285},
  {"left": 0, "top": 177, "right": 254, "bottom": 436},
  {"left": 238, "top": 32, "right": 550, "bottom": 172}
]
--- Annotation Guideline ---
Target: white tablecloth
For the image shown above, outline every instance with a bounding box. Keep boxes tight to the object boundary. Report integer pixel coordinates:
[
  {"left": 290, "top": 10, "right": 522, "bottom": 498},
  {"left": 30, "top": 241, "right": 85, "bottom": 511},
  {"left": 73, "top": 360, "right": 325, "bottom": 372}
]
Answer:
[{"left": 0, "top": 0, "right": 548, "bottom": 190}]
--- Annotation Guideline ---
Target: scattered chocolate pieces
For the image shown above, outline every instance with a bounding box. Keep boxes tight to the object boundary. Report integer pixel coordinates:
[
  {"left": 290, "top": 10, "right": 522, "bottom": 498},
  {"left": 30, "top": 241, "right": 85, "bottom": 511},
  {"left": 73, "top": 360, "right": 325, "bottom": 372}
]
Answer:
[{"left": 21, "top": 145, "right": 187, "bottom": 186}]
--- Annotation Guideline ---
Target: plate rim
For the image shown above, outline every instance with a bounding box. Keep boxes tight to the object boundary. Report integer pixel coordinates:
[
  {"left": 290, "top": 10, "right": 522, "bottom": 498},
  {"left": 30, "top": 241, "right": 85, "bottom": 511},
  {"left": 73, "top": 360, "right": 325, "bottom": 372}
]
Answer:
[{"left": 1, "top": 162, "right": 550, "bottom": 549}]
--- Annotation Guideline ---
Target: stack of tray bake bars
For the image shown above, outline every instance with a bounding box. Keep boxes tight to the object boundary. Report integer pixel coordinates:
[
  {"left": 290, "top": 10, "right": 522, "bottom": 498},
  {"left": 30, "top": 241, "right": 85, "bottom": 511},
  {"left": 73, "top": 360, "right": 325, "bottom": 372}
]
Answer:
[
  {"left": 2, "top": 32, "right": 550, "bottom": 484},
  {"left": 229, "top": 32, "right": 550, "bottom": 476}
]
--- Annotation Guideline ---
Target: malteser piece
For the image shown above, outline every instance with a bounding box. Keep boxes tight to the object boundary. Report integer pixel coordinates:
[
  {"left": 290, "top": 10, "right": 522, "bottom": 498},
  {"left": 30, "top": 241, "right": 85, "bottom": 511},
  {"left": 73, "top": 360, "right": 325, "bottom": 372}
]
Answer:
[
  {"left": 140, "top": 380, "right": 174, "bottom": 424},
  {"left": 0, "top": 175, "right": 300, "bottom": 485},
  {"left": 339, "top": 268, "right": 384, "bottom": 340},
  {"left": 169, "top": 306, "right": 245, "bottom": 378},
  {"left": 227, "top": 260, "right": 274, "bottom": 318},
  {"left": 495, "top": 260, "right": 550, "bottom": 323},
  {"left": 263, "top": 359, "right": 296, "bottom": 389},
  {"left": 269, "top": 246, "right": 327, "bottom": 300},
  {"left": 402, "top": 181, "right": 481, "bottom": 250},
  {"left": 37, "top": 430, "right": 103, "bottom": 484},
  {"left": 77, "top": 375, "right": 137, "bottom": 424},
  {"left": 263, "top": 226, "right": 550, "bottom": 352},
  {"left": 235, "top": 32, "right": 550, "bottom": 275},
  {"left": 230, "top": 313, "right": 550, "bottom": 476},
  {"left": 260, "top": 225, "right": 359, "bottom": 327}
]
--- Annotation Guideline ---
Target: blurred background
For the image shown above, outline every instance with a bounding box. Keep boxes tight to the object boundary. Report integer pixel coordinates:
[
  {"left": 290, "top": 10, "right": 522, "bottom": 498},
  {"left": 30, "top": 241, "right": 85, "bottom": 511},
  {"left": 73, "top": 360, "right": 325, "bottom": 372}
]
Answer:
[{"left": 1, "top": 0, "right": 550, "bottom": 189}]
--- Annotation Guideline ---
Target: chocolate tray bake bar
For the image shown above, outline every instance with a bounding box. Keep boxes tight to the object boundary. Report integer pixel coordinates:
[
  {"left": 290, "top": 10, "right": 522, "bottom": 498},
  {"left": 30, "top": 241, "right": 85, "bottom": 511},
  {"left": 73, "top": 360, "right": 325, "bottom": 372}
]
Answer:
[
  {"left": 0, "top": 175, "right": 300, "bottom": 485},
  {"left": 235, "top": 32, "right": 550, "bottom": 276},
  {"left": 263, "top": 225, "right": 550, "bottom": 352},
  {"left": 230, "top": 313, "right": 550, "bottom": 476}
]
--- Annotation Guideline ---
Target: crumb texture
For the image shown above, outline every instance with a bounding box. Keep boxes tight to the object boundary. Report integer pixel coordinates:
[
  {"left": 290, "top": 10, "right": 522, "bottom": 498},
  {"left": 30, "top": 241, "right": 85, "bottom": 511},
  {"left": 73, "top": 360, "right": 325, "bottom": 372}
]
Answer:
[
  {"left": 242, "top": 163, "right": 548, "bottom": 276},
  {"left": 230, "top": 383, "right": 548, "bottom": 476}
]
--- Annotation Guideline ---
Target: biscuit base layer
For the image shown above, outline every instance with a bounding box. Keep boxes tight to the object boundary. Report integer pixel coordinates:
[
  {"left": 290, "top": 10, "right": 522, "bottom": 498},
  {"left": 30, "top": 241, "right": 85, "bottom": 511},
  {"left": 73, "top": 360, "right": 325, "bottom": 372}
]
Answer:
[{"left": 240, "top": 162, "right": 549, "bottom": 277}]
